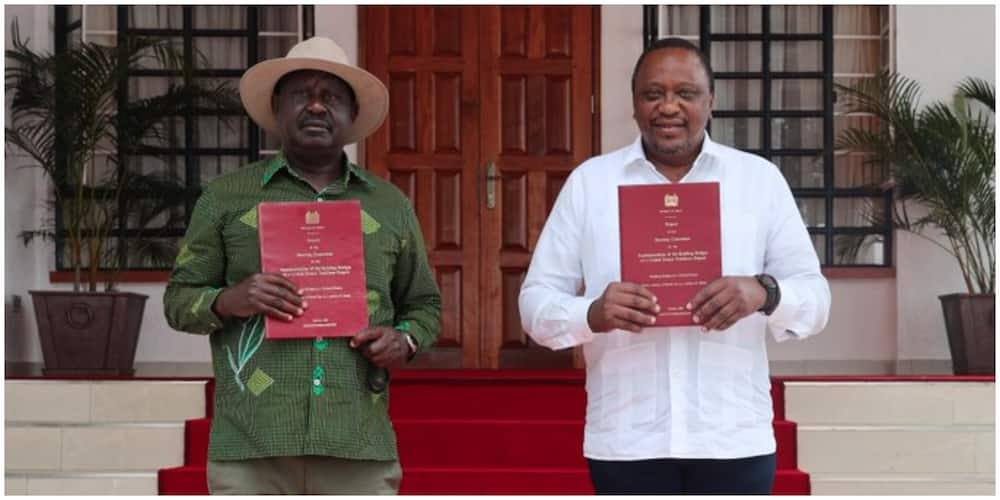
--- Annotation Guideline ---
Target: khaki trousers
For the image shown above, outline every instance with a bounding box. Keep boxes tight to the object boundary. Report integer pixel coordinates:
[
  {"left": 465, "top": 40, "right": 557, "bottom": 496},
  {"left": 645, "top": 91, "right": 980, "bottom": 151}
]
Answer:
[{"left": 207, "top": 456, "right": 402, "bottom": 495}]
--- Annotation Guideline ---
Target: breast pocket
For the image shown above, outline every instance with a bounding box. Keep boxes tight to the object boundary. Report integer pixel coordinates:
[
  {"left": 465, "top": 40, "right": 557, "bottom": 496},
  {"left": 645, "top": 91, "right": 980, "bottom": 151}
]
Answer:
[
  {"left": 696, "top": 341, "right": 753, "bottom": 424},
  {"left": 222, "top": 210, "right": 263, "bottom": 278},
  {"left": 590, "top": 342, "right": 658, "bottom": 433}
]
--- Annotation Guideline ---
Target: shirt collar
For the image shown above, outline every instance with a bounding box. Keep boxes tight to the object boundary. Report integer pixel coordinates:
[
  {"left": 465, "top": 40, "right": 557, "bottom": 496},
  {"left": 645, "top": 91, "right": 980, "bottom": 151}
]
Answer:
[
  {"left": 623, "top": 132, "right": 726, "bottom": 172},
  {"left": 261, "top": 150, "right": 375, "bottom": 189}
]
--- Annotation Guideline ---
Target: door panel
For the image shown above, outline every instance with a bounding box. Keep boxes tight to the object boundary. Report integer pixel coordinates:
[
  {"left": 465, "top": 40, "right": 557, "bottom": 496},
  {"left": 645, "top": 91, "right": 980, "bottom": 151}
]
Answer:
[
  {"left": 364, "top": 6, "right": 481, "bottom": 368},
  {"left": 363, "top": 6, "right": 595, "bottom": 369},
  {"left": 480, "top": 6, "right": 593, "bottom": 368}
]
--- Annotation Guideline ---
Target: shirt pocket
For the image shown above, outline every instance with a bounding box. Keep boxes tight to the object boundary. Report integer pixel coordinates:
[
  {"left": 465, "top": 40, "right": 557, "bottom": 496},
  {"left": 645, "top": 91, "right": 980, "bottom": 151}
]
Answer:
[
  {"left": 221, "top": 209, "right": 263, "bottom": 279},
  {"left": 589, "top": 342, "right": 658, "bottom": 433},
  {"left": 362, "top": 225, "right": 400, "bottom": 295},
  {"left": 696, "top": 341, "right": 754, "bottom": 424}
]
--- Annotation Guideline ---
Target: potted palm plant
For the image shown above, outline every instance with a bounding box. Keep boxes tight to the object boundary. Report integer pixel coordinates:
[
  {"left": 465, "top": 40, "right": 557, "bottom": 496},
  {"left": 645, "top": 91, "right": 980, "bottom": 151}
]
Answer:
[
  {"left": 836, "top": 72, "right": 995, "bottom": 375},
  {"left": 5, "top": 22, "right": 239, "bottom": 375}
]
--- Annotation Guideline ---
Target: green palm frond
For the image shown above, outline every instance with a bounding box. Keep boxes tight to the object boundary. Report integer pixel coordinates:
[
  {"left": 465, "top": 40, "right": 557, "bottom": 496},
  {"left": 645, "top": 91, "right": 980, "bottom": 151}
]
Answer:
[
  {"left": 835, "top": 71, "right": 995, "bottom": 294},
  {"left": 956, "top": 77, "right": 995, "bottom": 112},
  {"left": 5, "top": 19, "right": 239, "bottom": 291}
]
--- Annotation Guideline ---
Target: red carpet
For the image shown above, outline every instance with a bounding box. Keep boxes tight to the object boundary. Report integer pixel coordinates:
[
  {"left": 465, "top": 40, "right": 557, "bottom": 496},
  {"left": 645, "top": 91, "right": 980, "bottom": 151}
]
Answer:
[{"left": 158, "top": 370, "right": 810, "bottom": 494}]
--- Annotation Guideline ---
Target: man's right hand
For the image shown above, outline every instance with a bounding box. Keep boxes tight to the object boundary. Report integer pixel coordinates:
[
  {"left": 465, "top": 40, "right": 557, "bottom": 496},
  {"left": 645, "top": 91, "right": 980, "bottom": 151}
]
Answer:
[
  {"left": 586, "top": 282, "right": 660, "bottom": 333},
  {"left": 213, "top": 273, "right": 306, "bottom": 321}
]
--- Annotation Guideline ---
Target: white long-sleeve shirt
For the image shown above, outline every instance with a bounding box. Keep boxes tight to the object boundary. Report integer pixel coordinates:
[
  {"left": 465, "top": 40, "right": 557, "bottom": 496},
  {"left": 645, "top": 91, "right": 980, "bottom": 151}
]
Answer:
[{"left": 519, "top": 134, "right": 830, "bottom": 460}]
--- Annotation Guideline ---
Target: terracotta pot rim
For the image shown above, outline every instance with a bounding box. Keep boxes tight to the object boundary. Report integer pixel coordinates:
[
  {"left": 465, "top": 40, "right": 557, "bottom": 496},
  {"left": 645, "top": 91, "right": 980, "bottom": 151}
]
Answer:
[{"left": 938, "top": 293, "right": 995, "bottom": 299}]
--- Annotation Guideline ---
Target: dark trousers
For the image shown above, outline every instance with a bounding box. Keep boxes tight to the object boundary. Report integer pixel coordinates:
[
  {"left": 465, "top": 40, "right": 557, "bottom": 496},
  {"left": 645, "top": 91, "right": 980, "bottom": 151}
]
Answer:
[{"left": 587, "top": 453, "right": 776, "bottom": 495}]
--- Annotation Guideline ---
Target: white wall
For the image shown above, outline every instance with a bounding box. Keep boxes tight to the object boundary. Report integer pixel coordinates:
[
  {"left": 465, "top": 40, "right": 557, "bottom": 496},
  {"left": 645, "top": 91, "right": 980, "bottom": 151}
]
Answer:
[
  {"left": 766, "top": 279, "right": 897, "bottom": 374},
  {"left": 893, "top": 5, "right": 995, "bottom": 368},
  {"left": 5, "top": 4, "right": 56, "bottom": 363},
  {"left": 600, "top": 5, "right": 642, "bottom": 153},
  {"left": 4, "top": 5, "right": 993, "bottom": 373}
]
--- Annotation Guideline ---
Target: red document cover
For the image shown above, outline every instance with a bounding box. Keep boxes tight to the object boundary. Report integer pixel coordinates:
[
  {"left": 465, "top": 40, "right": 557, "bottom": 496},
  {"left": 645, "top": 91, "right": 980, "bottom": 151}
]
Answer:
[
  {"left": 618, "top": 182, "right": 721, "bottom": 326},
  {"left": 258, "top": 200, "right": 368, "bottom": 338}
]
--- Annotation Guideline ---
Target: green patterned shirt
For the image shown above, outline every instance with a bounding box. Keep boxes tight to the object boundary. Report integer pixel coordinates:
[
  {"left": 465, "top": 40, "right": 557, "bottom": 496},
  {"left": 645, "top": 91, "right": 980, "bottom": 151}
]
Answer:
[{"left": 163, "top": 152, "right": 441, "bottom": 462}]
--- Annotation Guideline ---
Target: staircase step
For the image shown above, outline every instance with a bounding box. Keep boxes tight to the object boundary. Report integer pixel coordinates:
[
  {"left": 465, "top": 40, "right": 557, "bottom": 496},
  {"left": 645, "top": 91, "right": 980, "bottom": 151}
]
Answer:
[
  {"left": 181, "top": 417, "right": 799, "bottom": 470},
  {"left": 401, "top": 467, "right": 593, "bottom": 494},
  {"left": 159, "top": 465, "right": 809, "bottom": 495},
  {"left": 5, "top": 380, "right": 206, "bottom": 424},
  {"left": 798, "top": 425, "right": 993, "bottom": 474},
  {"left": 772, "top": 469, "right": 811, "bottom": 495},
  {"left": 5, "top": 472, "right": 157, "bottom": 495},
  {"left": 158, "top": 465, "right": 207, "bottom": 495},
  {"left": 773, "top": 419, "right": 798, "bottom": 469},
  {"left": 403, "top": 468, "right": 811, "bottom": 495},
  {"left": 204, "top": 372, "right": 789, "bottom": 421},
  {"left": 785, "top": 381, "right": 994, "bottom": 426},
  {"left": 389, "top": 381, "right": 586, "bottom": 420},
  {"left": 395, "top": 419, "right": 586, "bottom": 467},
  {"left": 162, "top": 373, "right": 807, "bottom": 495},
  {"left": 7, "top": 423, "right": 184, "bottom": 472},
  {"left": 810, "top": 473, "right": 995, "bottom": 495},
  {"left": 184, "top": 419, "right": 211, "bottom": 466}
]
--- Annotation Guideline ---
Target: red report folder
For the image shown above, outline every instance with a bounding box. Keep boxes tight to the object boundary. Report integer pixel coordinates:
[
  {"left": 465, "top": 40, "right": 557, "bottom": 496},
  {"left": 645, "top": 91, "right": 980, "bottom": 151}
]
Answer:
[
  {"left": 257, "top": 200, "right": 368, "bottom": 338},
  {"left": 618, "top": 182, "right": 721, "bottom": 326}
]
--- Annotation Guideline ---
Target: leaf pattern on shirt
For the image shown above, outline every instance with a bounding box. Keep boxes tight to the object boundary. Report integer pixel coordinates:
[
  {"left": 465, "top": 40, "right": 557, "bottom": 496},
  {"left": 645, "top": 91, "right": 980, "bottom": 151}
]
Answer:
[
  {"left": 366, "top": 289, "right": 380, "bottom": 316},
  {"left": 239, "top": 207, "right": 258, "bottom": 229},
  {"left": 175, "top": 244, "right": 194, "bottom": 266},
  {"left": 190, "top": 289, "right": 209, "bottom": 315},
  {"left": 360, "top": 209, "right": 381, "bottom": 234},
  {"left": 246, "top": 368, "right": 274, "bottom": 396},
  {"left": 224, "top": 315, "right": 265, "bottom": 392}
]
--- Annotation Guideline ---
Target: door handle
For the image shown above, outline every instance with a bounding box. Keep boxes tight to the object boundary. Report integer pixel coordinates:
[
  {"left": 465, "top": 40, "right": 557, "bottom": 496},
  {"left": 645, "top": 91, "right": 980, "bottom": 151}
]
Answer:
[{"left": 485, "top": 161, "right": 502, "bottom": 209}]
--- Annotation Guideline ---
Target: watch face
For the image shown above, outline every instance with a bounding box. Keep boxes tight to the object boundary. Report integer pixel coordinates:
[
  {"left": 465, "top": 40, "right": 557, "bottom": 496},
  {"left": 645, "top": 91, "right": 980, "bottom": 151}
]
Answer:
[
  {"left": 756, "top": 274, "right": 778, "bottom": 314},
  {"left": 759, "top": 274, "right": 776, "bottom": 290}
]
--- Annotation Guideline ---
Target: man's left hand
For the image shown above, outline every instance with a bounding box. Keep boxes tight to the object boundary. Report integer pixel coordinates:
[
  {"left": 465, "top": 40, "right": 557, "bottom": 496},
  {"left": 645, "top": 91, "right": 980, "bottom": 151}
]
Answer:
[
  {"left": 687, "top": 276, "right": 767, "bottom": 331},
  {"left": 350, "top": 326, "right": 411, "bottom": 368}
]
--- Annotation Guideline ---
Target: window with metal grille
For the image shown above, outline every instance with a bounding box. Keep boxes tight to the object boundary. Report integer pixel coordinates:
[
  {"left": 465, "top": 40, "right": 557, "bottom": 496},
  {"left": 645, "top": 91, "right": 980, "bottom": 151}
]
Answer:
[
  {"left": 54, "top": 5, "right": 314, "bottom": 271},
  {"left": 643, "top": 5, "right": 893, "bottom": 266}
]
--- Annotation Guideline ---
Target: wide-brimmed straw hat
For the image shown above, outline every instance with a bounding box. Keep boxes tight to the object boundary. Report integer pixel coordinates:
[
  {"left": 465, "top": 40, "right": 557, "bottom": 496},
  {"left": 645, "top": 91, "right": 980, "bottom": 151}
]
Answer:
[{"left": 239, "top": 36, "right": 388, "bottom": 145}]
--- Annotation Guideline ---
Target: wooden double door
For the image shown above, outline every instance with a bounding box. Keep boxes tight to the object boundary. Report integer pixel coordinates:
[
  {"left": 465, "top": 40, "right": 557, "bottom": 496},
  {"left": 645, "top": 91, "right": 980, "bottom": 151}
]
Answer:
[{"left": 362, "top": 6, "right": 597, "bottom": 368}]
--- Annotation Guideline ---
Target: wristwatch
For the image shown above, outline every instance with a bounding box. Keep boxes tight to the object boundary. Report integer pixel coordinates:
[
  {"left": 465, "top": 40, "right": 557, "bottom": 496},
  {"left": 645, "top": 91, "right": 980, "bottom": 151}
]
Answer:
[
  {"left": 402, "top": 332, "right": 417, "bottom": 360},
  {"left": 755, "top": 273, "right": 781, "bottom": 316}
]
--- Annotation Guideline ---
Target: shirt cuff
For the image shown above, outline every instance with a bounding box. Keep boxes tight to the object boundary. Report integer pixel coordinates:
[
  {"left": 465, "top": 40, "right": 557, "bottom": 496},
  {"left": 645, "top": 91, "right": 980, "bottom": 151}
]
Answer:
[
  {"left": 766, "top": 279, "right": 803, "bottom": 342},
  {"left": 546, "top": 296, "right": 597, "bottom": 350},
  {"left": 198, "top": 287, "right": 226, "bottom": 334}
]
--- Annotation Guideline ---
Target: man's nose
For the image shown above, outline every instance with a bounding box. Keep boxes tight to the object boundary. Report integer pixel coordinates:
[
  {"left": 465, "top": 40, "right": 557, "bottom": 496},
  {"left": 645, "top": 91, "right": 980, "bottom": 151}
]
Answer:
[
  {"left": 305, "top": 98, "right": 327, "bottom": 114},
  {"left": 657, "top": 94, "right": 681, "bottom": 114}
]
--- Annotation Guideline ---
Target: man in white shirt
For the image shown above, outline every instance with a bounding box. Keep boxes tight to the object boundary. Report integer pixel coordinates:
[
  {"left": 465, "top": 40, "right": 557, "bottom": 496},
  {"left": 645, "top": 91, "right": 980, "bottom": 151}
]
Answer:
[{"left": 518, "top": 37, "right": 831, "bottom": 494}]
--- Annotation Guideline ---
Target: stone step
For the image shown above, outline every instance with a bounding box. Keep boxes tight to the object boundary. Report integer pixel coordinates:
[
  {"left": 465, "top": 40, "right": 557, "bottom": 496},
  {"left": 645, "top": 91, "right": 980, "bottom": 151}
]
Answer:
[
  {"left": 798, "top": 425, "right": 994, "bottom": 475},
  {"left": 785, "top": 381, "right": 994, "bottom": 426},
  {"left": 5, "top": 380, "right": 207, "bottom": 424},
  {"left": 5, "top": 472, "right": 157, "bottom": 495},
  {"left": 810, "top": 473, "right": 995, "bottom": 495},
  {"left": 6, "top": 423, "right": 184, "bottom": 472}
]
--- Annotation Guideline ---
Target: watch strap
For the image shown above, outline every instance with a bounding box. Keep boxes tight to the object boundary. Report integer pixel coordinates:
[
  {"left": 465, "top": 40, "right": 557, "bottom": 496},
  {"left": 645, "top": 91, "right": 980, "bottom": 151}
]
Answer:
[{"left": 755, "top": 273, "right": 780, "bottom": 316}]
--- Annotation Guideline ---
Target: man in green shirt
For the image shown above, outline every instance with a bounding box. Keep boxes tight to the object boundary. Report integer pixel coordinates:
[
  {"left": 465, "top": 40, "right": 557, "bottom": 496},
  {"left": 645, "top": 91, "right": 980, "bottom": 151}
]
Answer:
[{"left": 164, "top": 37, "right": 441, "bottom": 494}]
